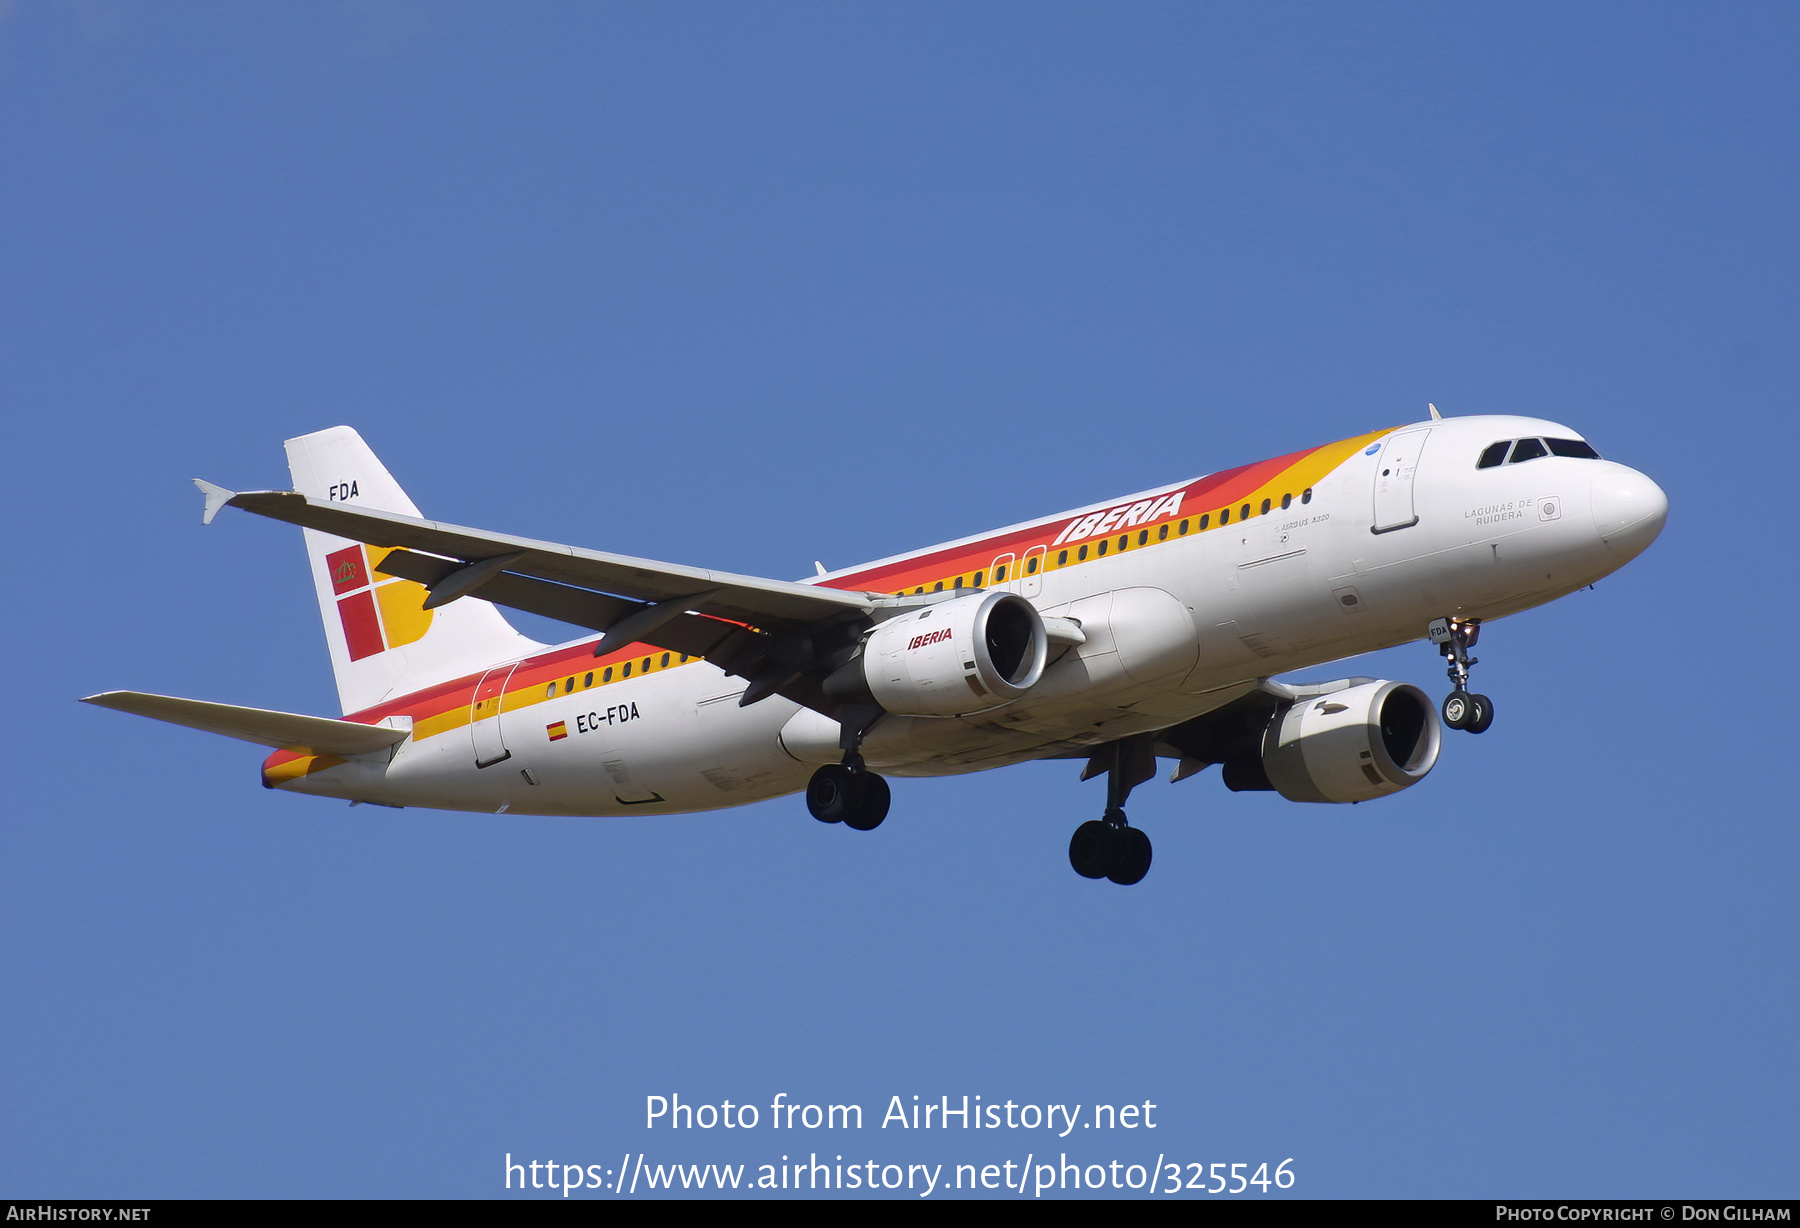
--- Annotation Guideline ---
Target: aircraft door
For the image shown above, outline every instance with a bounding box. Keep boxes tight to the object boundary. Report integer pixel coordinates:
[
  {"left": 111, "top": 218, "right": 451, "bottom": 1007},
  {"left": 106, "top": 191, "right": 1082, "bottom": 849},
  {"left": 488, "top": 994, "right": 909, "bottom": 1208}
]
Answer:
[
  {"left": 1021, "top": 545, "right": 1047, "bottom": 598},
  {"left": 989, "top": 552, "right": 1018, "bottom": 593},
  {"left": 469, "top": 663, "right": 518, "bottom": 767},
  {"left": 1372, "top": 429, "right": 1431, "bottom": 533}
]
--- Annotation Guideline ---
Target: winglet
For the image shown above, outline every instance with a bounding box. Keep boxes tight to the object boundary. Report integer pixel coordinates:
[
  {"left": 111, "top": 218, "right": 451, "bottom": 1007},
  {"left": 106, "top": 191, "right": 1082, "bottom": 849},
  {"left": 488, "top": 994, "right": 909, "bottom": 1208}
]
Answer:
[
  {"left": 1428, "top": 402, "right": 1443, "bottom": 421},
  {"left": 193, "top": 479, "right": 237, "bottom": 525}
]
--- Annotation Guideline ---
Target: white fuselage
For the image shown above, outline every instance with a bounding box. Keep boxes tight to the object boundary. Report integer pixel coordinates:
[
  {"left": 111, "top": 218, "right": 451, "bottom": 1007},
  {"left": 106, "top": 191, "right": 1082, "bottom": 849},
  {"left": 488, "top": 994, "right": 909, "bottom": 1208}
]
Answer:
[{"left": 281, "top": 415, "right": 1666, "bottom": 816}]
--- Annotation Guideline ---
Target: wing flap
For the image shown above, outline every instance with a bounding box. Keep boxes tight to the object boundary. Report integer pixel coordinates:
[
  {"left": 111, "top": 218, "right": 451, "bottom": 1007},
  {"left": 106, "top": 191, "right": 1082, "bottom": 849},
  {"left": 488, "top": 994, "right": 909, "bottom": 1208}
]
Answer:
[
  {"left": 373, "top": 547, "right": 761, "bottom": 665},
  {"left": 81, "top": 691, "right": 409, "bottom": 756}
]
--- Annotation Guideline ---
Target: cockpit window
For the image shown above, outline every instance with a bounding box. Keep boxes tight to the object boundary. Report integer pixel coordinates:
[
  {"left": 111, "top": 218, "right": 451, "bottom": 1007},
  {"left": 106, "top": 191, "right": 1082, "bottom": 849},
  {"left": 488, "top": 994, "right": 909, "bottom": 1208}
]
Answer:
[
  {"left": 1508, "top": 438, "right": 1548, "bottom": 464},
  {"left": 1477, "top": 441, "right": 1511, "bottom": 469},
  {"left": 1546, "top": 437, "right": 1601, "bottom": 459}
]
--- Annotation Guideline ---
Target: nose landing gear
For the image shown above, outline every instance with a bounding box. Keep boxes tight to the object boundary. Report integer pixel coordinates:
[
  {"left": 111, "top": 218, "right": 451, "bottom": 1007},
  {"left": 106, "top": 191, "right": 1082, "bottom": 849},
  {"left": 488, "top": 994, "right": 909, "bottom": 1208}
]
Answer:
[
  {"left": 1429, "top": 617, "right": 1494, "bottom": 733},
  {"left": 1068, "top": 736, "right": 1155, "bottom": 885}
]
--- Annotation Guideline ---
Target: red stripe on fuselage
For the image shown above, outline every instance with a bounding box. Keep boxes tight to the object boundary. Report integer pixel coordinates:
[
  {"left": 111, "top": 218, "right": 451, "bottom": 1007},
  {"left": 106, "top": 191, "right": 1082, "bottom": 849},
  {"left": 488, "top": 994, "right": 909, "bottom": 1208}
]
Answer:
[{"left": 330, "top": 435, "right": 1355, "bottom": 732}]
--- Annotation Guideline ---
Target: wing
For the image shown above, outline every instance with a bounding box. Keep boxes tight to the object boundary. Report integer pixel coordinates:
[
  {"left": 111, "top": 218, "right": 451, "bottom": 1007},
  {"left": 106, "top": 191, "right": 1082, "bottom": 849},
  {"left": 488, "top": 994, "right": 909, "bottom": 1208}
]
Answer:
[
  {"left": 219, "top": 489, "right": 874, "bottom": 627},
  {"left": 206, "top": 486, "right": 888, "bottom": 714}
]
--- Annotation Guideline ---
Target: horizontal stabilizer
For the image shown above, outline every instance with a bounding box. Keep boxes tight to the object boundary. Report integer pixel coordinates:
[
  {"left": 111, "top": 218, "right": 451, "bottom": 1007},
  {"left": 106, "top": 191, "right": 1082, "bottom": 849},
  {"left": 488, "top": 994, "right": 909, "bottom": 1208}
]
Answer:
[{"left": 80, "top": 691, "right": 408, "bottom": 755}]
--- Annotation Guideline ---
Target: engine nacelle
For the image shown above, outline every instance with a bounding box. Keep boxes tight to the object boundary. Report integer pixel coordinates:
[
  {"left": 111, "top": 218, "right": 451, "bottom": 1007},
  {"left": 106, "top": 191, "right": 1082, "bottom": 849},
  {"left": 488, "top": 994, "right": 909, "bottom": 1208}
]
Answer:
[
  {"left": 1260, "top": 680, "right": 1441, "bottom": 803},
  {"left": 833, "top": 590, "right": 1049, "bottom": 717}
]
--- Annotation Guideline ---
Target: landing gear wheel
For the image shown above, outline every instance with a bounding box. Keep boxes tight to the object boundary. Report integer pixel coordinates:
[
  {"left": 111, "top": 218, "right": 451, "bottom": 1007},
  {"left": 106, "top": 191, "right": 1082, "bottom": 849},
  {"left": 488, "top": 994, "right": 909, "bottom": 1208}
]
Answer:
[
  {"left": 1442, "top": 689, "right": 1474, "bottom": 731},
  {"left": 1466, "top": 693, "right": 1494, "bottom": 734},
  {"left": 1069, "top": 820, "right": 1119, "bottom": 879},
  {"left": 1107, "top": 826, "right": 1153, "bottom": 886},
  {"left": 806, "top": 763, "right": 855, "bottom": 823},
  {"left": 843, "top": 772, "right": 890, "bottom": 830},
  {"left": 809, "top": 764, "right": 891, "bottom": 829}
]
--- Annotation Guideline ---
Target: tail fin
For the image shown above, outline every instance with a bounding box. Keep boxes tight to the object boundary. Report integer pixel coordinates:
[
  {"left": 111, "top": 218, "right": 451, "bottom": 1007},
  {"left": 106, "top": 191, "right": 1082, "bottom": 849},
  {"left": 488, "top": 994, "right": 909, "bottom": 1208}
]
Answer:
[{"left": 285, "top": 426, "right": 544, "bottom": 715}]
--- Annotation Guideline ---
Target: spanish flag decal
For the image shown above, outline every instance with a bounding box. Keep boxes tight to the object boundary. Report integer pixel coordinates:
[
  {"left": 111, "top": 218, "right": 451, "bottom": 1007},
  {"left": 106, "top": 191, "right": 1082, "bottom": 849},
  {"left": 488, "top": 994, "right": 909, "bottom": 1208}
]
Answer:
[{"left": 546, "top": 721, "right": 568, "bottom": 742}]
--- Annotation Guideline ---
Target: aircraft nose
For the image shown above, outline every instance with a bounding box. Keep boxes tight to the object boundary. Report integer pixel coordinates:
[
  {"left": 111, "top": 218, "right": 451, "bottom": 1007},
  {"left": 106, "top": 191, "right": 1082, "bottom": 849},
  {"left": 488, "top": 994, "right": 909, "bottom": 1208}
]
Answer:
[{"left": 1590, "top": 465, "right": 1669, "bottom": 559}]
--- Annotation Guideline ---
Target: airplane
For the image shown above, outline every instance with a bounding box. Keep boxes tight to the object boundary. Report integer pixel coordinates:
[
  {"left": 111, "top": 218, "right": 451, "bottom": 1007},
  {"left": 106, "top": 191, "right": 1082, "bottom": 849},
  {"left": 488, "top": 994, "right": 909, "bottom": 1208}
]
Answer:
[{"left": 83, "top": 408, "right": 1667, "bottom": 885}]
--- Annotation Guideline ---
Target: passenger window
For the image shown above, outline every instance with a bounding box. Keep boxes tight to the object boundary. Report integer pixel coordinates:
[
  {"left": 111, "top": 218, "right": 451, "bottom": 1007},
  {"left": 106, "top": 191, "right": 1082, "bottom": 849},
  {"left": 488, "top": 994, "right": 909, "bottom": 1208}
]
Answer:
[
  {"left": 642, "top": 657, "right": 652, "bottom": 673},
  {"left": 1138, "top": 530, "right": 1148, "bottom": 545},
  {"left": 1158, "top": 524, "right": 1168, "bottom": 540},
  {"left": 1027, "top": 556, "right": 1038, "bottom": 574},
  {"left": 1221, "top": 508, "right": 1231, "bottom": 525},
  {"left": 1260, "top": 498, "right": 1271, "bottom": 516},
  {"left": 546, "top": 683, "right": 556, "bottom": 698},
  {"left": 933, "top": 581, "right": 943, "bottom": 591},
  {"left": 679, "top": 654, "right": 688, "bottom": 663},
  {"left": 1509, "top": 438, "right": 1548, "bottom": 464},
  {"left": 1118, "top": 535, "right": 1128, "bottom": 550},
  {"left": 1281, "top": 493, "right": 1291, "bottom": 510},
  {"left": 564, "top": 678, "right": 574, "bottom": 693},
  {"left": 1179, "top": 518, "right": 1190, "bottom": 534},
  {"left": 995, "top": 565, "right": 1007, "bottom": 582},
  {"left": 1057, "top": 550, "right": 1068, "bottom": 566},
  {"left": 1198, "top": 514, "right": 1208, "bottom": 530},
  {"left": 1302, "top": 488, "right": 1312, "bottom": 505},
  {"left": 972, "top": 571, "right": 984, "bottom": 587},
  {"left": 1547, "top": 438, "right": 1601, "bottom": 459},
  {"left": 1076, "top": 546, "right": 1087, "bottom": 561},
  {"left": 584, "top": 672, "right": 593, "bottom": 688},
  {"left": 603, "top": 667, "right": 613, "bottom": 682},
  {"left": 622, "top": 662, "right": 632, "bottom": 678},
  {"left": 1240, "top": 504, "right": 1251, "bottom": 521},
  {"left": 1477, "top": 440, "right": 1511, "bottom": 469},
  {"left": 661, "top": 653, "right": 670, "bottom": 667},
  {"left": 1097, "top": 540, "right": 1108, "bottom": 556}
]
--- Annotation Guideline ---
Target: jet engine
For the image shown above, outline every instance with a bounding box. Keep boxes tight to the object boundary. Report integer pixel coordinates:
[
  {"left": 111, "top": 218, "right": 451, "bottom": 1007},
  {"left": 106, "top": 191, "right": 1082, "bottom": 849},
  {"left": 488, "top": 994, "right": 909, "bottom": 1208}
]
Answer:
[
  {"left": 826, "top": 590, "right": 1049, "bottom": 717},
  {"left": 1229, "top": 680, "right": 1441, "bottom": 803}
]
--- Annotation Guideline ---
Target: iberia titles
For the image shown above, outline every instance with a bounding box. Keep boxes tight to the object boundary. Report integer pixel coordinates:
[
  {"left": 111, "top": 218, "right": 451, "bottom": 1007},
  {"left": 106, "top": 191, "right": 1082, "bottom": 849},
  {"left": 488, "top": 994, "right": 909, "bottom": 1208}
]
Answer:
[{"left": 1051, "top": 490, "right": 1186, "bottom": 547}]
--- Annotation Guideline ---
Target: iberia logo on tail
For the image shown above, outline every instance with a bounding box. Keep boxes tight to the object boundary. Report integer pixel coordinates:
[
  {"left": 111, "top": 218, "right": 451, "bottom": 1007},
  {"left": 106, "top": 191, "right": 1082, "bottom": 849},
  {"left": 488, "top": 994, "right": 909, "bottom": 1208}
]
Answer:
[{"left": 326, "top": 544, "right": 434, "bottom": 660}]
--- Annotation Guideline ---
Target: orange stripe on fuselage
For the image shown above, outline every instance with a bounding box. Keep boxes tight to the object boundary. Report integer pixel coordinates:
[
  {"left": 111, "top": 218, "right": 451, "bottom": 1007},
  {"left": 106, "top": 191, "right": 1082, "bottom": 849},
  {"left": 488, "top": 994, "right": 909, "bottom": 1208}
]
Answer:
[{"left": 261, "top": 750, "right": 347, "bottom": 786}]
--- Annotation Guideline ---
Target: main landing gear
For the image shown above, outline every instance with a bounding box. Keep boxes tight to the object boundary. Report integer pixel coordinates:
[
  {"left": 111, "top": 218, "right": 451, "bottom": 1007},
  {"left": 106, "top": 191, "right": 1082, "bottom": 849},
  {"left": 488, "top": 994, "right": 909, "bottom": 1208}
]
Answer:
[
  {"left": 1068, "top": 736, "right": 1155, "bottom": 885},
  {"left": 806, "top": 757, "right": 891, "bottom": 831},
  {"left": 808, "top": 705, "right": 891, "bottom": 831},
  {"left": 1429, "top": 617, "right": 1494, "bottom": 734}
]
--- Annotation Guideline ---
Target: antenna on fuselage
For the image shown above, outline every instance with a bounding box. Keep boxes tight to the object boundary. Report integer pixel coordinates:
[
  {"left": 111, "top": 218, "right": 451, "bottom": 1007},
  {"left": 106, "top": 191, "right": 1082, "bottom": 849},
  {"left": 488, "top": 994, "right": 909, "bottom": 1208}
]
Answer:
[{"left": 1428, "top": 403, "right": 1443, "bottom": 420}]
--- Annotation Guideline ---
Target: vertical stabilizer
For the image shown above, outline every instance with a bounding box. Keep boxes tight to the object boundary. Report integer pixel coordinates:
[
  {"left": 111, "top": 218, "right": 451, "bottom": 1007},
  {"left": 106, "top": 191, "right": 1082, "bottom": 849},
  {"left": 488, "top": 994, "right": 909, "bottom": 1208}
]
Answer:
[{"left": 285, "top": 427, "right": 544, "bottom": 715}]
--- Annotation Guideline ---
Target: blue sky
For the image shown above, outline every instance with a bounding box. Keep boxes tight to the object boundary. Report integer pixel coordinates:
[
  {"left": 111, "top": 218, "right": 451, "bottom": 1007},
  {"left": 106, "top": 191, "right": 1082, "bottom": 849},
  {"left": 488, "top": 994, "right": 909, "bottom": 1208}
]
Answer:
[{"left": 2, "top": 1, "right": 1795, "bottom": 1199}]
